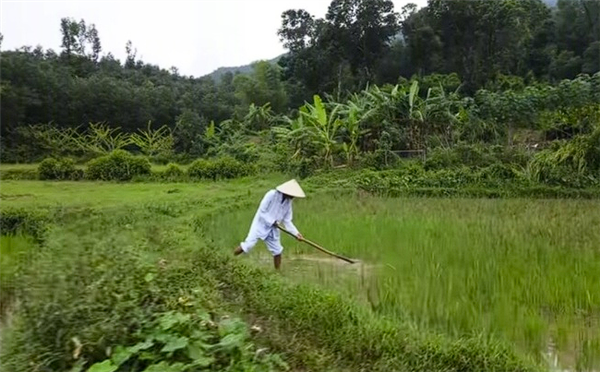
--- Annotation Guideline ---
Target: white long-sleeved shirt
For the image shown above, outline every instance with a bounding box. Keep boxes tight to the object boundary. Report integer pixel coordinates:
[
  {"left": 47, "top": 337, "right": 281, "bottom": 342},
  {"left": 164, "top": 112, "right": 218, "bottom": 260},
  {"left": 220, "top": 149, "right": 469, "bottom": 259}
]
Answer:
[{"left": 247, "top": 189, "right": 299, "bottom": 240}]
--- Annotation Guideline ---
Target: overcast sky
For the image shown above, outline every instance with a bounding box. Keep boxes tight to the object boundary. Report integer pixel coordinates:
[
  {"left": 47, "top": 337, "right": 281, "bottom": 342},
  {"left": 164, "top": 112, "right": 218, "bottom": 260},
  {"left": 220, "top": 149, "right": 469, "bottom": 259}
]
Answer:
[{"left": 1, "top": 0, "right": 427, "bottom": 77}]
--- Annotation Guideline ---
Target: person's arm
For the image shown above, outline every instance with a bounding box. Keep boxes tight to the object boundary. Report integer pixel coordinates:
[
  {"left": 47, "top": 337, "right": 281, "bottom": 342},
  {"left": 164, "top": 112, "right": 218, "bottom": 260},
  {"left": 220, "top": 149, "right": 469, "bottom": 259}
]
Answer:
[
  {"left": 282, "top": 204, "right": 302, "bottom": 240},
  {"left": 257, "top": 191, "right": 277, "bottom": 227}
]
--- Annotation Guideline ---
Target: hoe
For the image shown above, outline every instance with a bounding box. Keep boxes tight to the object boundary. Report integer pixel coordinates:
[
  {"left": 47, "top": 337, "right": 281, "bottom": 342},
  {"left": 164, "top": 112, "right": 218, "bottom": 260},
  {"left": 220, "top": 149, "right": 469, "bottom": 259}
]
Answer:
[{"left": 276, "top": 223, "right": 357, "bottom": 264}]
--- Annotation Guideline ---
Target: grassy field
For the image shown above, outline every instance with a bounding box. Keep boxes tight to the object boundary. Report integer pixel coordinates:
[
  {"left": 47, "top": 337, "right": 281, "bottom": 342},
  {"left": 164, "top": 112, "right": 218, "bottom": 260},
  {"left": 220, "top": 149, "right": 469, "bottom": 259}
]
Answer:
[
  {"left": 206, "top": 193, "right": 600, "bottom": 370},
  {"left": 1, "top": 178, "right": 598, "bottom": 371}
]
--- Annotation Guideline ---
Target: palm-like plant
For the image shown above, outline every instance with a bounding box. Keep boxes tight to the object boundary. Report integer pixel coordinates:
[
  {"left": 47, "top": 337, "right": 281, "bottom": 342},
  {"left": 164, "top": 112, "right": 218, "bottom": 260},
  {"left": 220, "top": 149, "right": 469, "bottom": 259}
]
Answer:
[
  {"left": 299, "top": 95, "right": 344, "bottom": 167},
  {"left": 73, "top": 122, "right": 132, "bottom": 156},
  {"left": 272, "top": 114, "right": 311, "bottom": 160},
  {"left": 243, "top": 103, "right": 274, "bottom": 132},
  {"left": 340, "top": 95, "right": 373, "bottom": 165},
  {"left": 130, "top": 121, "right": 173, "bottom": 157}
]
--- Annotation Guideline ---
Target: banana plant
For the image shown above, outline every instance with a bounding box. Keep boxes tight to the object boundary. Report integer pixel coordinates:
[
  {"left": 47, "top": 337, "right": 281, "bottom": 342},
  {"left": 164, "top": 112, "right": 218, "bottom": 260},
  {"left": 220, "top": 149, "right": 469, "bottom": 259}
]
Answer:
[
  {"left": 299, "top": 95, "right": 344, "bottom": 167},
  {"left": 130, "top": 121, "right": 174, "bottom": 157},
  {"left": 72, "top": 122, "right": 132, "bottom": 156},
  {"left": 340, "top": 96, "right": 373, "bottom": 165},
  {"left": 272, "top": 113, "right": 311, "bottom": 160},
  {"left": 405, "top": 81, "right": 462, "bottom": 149},
  {"left": 27, "top": 123, "right": 82, "bottom": 157},
  {"left": 243, "top": 103, "right": 274, "bottom": 131}
]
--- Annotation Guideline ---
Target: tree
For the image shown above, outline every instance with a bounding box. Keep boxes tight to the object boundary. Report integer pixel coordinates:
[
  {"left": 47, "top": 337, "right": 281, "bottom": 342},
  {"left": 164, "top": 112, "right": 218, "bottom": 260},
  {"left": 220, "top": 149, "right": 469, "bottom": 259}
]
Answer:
[
  {"left": 60, "top": 18, "right": 78, "bottom": 57},
  {"left": 58, "top": 17, "right": 102, "bottom": 78},
  {"left": 234, "top": 61, "right": 288, "bottom": 114},
  {"left": 582, "top": 41, "right": 600, "bottom": 74},
  {"left": 325, "top": 0, "right": 400, "bottom": 83},
  {"left": 88, "top": 25, "right": 102, "bottom": 63},
  {"left": 173, "top": 110, "right": 207, "bottom": 156},
  {"left": 125, "top": 40, "right": 137, "bottom": 69},
  {"left": 278, "top": 10, "right": 318, "bottom": 52},
  {"left": 400, "top": 4, "right": 442, "bottom": 76},
  {"left": 278, "top": 0, "right": 400, "bottom": 96},
  {"left": 416, "top": 0, "right": 553, "bottom": 92}
]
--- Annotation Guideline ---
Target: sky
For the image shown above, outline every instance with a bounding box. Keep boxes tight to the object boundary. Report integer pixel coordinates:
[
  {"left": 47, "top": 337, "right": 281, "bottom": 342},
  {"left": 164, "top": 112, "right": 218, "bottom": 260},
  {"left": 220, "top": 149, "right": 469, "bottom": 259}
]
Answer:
[{"left": 1, "top": 0, "right": 427, "bottom": 78}]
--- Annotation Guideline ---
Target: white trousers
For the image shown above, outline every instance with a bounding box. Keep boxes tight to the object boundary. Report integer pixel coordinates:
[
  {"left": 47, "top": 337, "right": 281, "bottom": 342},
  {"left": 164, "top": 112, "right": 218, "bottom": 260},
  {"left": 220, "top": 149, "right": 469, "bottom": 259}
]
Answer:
[{"left": 240, "top": 229, "right": 283, "bottom": 256}]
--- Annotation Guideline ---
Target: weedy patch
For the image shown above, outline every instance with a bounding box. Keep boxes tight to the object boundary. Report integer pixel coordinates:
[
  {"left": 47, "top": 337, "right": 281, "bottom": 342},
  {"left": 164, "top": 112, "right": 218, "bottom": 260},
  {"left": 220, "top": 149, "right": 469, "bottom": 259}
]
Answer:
[{"left": 83, "top": 309, "right": 289, "bottom": 372}]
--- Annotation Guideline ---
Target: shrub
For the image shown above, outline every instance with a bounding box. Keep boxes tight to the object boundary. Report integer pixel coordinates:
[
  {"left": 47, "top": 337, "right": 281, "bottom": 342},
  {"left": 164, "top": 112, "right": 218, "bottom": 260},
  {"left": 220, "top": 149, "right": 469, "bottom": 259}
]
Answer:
[
  {"left": 38, "top": 158, "right": 80, "bottom": 180},
  {"left": 187, "top": 159, "right": 214, "bottom": 179},
  {"left": 188, "top": 157, "right": 254, "bottom": 181},
  {"left": 0, "top": 208, "right": 49, "bottom": 243},
  {"left": 161, "top": 163, "right": 185, "bottom": 181},
  {"left": 424, "top": 144, "right": 532, "bottom": 171},
  {"left": 163, "top": 163, "right": 185, "bottom": 178},
  {"left": 85, "top": 150, "right": 151, "bottom": 181}
]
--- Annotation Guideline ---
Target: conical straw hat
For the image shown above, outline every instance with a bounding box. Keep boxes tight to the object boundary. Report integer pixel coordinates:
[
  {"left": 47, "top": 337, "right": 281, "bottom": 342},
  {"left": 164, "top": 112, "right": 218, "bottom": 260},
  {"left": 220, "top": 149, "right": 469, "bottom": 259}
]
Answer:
[{"left": 276, "top": 179, "right": 305, "bottom": 198}]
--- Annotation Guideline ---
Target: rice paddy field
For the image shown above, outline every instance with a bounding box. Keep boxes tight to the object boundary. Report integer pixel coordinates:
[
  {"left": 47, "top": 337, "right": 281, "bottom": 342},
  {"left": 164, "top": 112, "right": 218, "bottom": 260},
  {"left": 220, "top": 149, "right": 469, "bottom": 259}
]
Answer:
[
  {"left": 207, "top": 193, "right": 600, "bottom": 370},
  {"left": 1, "top": 177, "right": 599, "bottom": 371}
]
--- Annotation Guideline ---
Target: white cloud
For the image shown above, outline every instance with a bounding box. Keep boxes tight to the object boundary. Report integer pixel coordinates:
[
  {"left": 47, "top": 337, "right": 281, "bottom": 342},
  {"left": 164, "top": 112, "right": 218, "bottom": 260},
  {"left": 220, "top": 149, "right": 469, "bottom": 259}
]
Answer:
[{"left": 0, "top": 0, "right": 427, "bottom": 77}]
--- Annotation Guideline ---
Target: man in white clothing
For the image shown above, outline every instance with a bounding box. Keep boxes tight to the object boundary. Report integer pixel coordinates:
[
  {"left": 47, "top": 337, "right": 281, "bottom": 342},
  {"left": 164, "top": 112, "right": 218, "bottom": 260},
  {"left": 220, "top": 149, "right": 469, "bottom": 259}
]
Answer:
[{"left": 233, "top": 179, "right": 305, "bottom": 270}]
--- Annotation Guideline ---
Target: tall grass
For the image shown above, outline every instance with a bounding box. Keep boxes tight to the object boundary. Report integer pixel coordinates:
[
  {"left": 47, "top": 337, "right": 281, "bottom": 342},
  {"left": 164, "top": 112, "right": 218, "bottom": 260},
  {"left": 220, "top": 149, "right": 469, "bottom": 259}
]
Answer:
[
  {"left": 207, "top": 193, "right": 600, "bottom": 370},
  {"left": 0, "top": 235, "right": 36, "bottom": 316}
]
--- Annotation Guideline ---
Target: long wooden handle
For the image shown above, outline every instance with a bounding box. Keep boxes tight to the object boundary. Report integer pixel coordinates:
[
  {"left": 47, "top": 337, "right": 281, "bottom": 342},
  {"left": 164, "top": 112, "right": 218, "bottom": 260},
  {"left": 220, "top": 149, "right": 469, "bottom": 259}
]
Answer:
[{"left": 276, "top": 223, "right": 356, "bottom": 264}]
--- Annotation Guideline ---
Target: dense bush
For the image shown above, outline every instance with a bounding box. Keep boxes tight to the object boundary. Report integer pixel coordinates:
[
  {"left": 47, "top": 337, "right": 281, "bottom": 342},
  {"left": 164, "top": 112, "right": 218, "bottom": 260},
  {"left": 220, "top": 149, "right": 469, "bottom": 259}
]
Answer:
[
  {"left": 187, "top": 157, "right": 254, "bottom": 180},
  {"left": 38, "top": 158, "right": 81, "bottom": 180},
  {"left": 0, "top": 208, "right": 49, "bottom": 242},
  {"left": 424, "top": 144, "right": 531, "bottom": 170},
  {"left": 187, "top": 159, "right": 213, "bottom": 179},
  {"left": 85, "top": 150, "right": 151, "bottom": 181},
  {"left": 160, "top": 163, "right": 185, "bottom": 181}
]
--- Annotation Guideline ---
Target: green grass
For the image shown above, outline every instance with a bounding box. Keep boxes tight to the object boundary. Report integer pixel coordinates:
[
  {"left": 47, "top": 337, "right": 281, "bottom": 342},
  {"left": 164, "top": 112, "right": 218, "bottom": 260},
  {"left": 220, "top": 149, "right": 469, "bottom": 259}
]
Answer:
[
  {"left": 0, "top": 163, "right": 40, "bottom": 171},
  {"left": 0, "top": 235, "right": 36, "bottom": 315},
  {"left": 206, "top": 193, "right": 600, "bottom": 370}
]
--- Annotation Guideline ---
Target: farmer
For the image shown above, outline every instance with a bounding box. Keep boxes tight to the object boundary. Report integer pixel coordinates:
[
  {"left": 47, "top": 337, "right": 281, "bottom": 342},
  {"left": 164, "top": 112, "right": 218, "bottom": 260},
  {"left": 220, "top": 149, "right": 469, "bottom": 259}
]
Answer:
[{"left": 233, "top": 179, "right": 305, "bottom": 270}]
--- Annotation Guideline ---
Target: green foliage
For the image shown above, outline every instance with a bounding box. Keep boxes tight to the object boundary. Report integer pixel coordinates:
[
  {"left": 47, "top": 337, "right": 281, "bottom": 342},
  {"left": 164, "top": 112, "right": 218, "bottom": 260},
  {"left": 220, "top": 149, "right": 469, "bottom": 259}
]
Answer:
[
  {"left": 0, "top": 167, "right": 39, "bottom": 180},
  {"left": 160, "top": 163, "right": 185, "bottom": 181},
  {"left": 424, "top": 144, "right": 531, "bottom": 170},
  {"left": 71, "top": 123, "right": 133, "bottom": 157},
  {"left": 130, "top": 122, "right": 174, "bottom": 158},
  {"left": 0, "top": 208, "right": 48, "bottom": 242},
  {"left": 38, "top": 157, "right": 81, "bottom": 180},
  {"left": 0, "top": 235, "right": 36, "bottom": 316},
  {"left": 86, "top": 310, "right": 288, "bottom": 372},
  {"left": 528, "top": 125, "right": 600, "bottom": 187},
  {"left": 539, "top": 104, "right": 600, "bottom": 140},
  {"left": 187, "top": 159, "right": 213, "bottom": 180},
  {"left": 187, "top": 157, "right": 254, "bottom": 181},
  {"left": 85, "top": 150, "right": 151, "bottom": 181},
  {"left": 234, "top": 61, "right": 288, "bottom": 114}
]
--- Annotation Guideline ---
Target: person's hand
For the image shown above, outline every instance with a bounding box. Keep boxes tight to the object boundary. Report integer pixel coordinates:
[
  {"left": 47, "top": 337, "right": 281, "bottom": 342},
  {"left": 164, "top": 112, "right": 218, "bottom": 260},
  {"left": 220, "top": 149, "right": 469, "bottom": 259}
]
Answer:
[{"left": 296, "top": 233, "right": 304, "bottom": 241}]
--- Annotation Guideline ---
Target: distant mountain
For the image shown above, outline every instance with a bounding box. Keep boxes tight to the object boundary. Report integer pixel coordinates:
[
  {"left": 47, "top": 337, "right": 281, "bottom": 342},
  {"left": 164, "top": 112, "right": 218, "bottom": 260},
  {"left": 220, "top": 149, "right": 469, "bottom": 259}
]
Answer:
[{"left": 203, "top": 54, "right": 285, "bottom": 82}]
